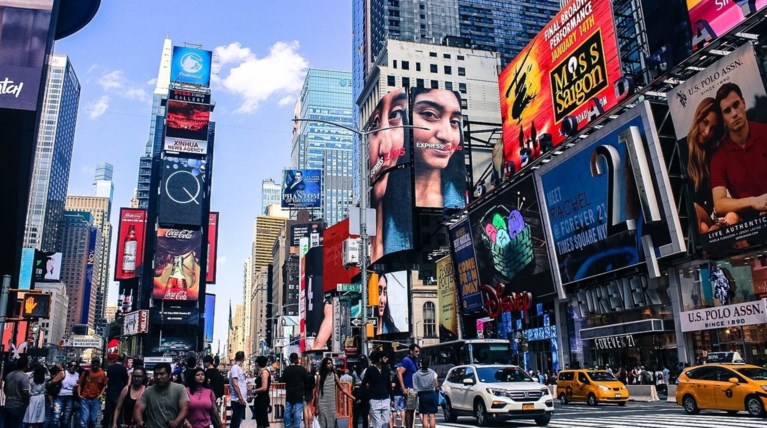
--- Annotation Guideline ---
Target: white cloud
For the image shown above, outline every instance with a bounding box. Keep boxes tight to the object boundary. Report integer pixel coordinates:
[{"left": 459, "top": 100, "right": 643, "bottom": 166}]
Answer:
[
  {"left": 214, "top": 40, "right": 308, "bottom": 113},
  {"left": 217, "top": 256, "right": 228, "bottom": 266},
  {"left": 91, "top": 67, "right": 151, "bottom": 104},
  {"left": 88, "top": 96, "right": 110, "bottom": 119},
  {"left": 277, "top": 96, "right": 294, "bottom": 106}
]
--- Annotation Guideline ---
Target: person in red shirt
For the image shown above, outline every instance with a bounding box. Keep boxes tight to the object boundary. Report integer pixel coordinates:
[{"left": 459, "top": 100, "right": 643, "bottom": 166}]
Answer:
[
  {"left": 709, "top": 82, "right": 767, "bottom": 220},
  {"left": 77, "top": 358, "right": 107, "bottom": 428}
]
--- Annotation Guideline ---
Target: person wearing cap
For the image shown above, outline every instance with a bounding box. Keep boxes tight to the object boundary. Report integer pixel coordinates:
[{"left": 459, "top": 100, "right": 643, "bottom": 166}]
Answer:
[{"left": 282, "top": 353, "right": 308, "bottom": 428}]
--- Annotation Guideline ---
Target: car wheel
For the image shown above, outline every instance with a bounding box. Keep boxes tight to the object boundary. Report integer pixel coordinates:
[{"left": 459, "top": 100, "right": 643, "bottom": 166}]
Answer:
[
  {"left": 587, "top": 393, "right": 598, "bottom": 406},
  {"left": 443, "top": 397, "right": 457, "bottom": 423},
  {"left": 682, "top": 395, "right": 700, "bottom": 415},
  {"left": 558, "top": 393, "right": 569, "bottom": 405},
  {"left": 534, "top": 415, "right": 551, "bottom": 426},
  {"left": 475, "top": 399, "right": 491, "bottom": 427},
  {"left": 746, "top": 395, "right": 766, "bottom": 417}
]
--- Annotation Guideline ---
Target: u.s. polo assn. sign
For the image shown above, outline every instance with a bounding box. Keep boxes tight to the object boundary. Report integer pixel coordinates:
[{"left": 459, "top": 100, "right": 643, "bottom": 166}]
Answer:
[{"left": 680, "top": 298, "right": 767, "bottom": 332}]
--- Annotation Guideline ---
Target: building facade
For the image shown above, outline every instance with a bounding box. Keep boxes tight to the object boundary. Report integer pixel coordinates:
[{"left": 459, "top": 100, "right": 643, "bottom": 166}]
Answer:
[
  {"left": 24, "top": 54, "right": 81, "bottom": 252},
  {"left": 261, "top": 179, "right": 282, "bottom": 214},
  {"left": 34, "top": 281, "right": 69, "bottom": 348},
  {"left": 92, "top": 162, "right": 114, "bottom": 202},
  {"left": 292, "top": 69, "right": 355, "bottom": 226},
  {"left": 252, "top": 215, "right": 289, "bottom": 271}
]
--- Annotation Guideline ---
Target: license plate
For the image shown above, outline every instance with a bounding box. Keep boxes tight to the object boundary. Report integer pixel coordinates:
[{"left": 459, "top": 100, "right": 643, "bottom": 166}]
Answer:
[
  {"left": 522, "top": 403, "right": 535, "bottom": 410},
  {"left": 615, "top": 394, "right": 622, "bottom": 398}
]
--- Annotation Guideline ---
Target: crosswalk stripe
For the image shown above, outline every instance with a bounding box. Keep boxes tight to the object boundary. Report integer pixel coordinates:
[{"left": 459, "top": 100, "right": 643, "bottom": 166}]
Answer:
[{"left": 436, "top": 413, "right": 767, "bottom": 428}]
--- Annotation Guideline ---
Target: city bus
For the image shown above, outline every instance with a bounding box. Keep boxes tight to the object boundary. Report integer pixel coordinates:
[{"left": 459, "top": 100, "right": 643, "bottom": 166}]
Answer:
[{"left": 394, "top": 339, "right": 514, "bottom": 380}]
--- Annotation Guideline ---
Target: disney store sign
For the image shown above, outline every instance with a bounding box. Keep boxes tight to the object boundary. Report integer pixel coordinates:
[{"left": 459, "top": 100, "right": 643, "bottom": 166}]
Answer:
[{"left": 680, "top": 298, "right": 767, "bottom": 333}]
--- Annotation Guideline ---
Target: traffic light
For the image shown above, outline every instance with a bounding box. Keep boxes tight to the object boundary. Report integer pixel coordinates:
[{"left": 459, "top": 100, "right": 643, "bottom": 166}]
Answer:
[
  {"left": 367, "top": 272, "right": 379, "bottom": 307},
  {"left": 22, "top": 293, "right": 51, "bottom": 319}
]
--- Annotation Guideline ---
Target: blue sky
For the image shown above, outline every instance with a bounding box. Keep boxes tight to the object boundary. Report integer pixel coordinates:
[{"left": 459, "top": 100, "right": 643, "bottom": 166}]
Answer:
[{"left": 55, "top": 1, "right": 352, "bottom": 351}]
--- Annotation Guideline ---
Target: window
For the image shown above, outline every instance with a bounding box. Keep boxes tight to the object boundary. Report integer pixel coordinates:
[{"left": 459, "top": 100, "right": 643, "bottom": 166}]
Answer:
[
  {"left": 458, "top": 67, "right": 466, "bottom": 76},
  {"left": 458, "top": 83, "right": 467, "bottom": 93},
  {"left": 445, "top": 82, "right": 453, "bottom": 90},
  {"left": 460, "top": 98, "right": 468, "bottom": 108},
  {"left": 423, "top": 302, "right": 436, "bottom": 337},
  {"left": 416, "top": 78, "right": 424, "bottom": 88},
  {"left": 430, "top": 80, "right": 439, "bottom": 89},
  {"left": 444, "top": 65, "right": 452, "bottom": 75},
  {"left": 430, "top": 64, "right": 438, "bottom": 73},
  {"left": 387, "top": 75, "right": 396, "bottom": 86},
  {"left": 416, "top": 63, "right": 421, "bottom": 72},
  {"left": 402, "top": 77, "right": 410, "bottom": 87},
  {"left": 457, "top": 55, "right": 465, "bottom": 61},
  {"left": 393, "top": 60, "right": 397, "bottom": 69},
  {"left": 429, "top": 52, "right": 437, "bottom": 57},
  {"left": 402, "top": 60, "right": 410, "bottom": 70}
]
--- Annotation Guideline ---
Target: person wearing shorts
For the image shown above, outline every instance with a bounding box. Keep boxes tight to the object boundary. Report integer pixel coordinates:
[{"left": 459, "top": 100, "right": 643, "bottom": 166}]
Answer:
[{"left": 396, "top": 345, "right": 420, "bottom": 428}]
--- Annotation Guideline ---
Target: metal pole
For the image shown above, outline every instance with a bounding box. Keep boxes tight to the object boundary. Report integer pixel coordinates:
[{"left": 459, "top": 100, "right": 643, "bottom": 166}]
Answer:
[
  {"left": 360, "top": 132, "right": 368, "bottom": 357},
  {"left": 0, "top": 275, "right": 10, "bottom": 349}
]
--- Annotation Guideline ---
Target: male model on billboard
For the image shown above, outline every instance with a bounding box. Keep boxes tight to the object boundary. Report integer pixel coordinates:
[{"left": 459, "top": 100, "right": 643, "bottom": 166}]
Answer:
[
  {"left": 284, "top": 170, "right": 306, "bottom": 194},
  {"left": 710, "top": 83, "right": 767, "bottom": 220}
]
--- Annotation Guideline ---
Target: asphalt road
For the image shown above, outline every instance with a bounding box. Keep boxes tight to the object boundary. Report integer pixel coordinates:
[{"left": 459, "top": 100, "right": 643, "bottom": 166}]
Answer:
[{"left": 434, "top": 400, "right": 767, "bottom": 427}]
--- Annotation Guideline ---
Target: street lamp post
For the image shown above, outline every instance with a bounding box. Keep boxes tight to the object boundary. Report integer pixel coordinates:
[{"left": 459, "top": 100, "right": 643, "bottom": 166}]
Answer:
[{"left": 292, "top": 118, "right": 428, "bottom": 356}]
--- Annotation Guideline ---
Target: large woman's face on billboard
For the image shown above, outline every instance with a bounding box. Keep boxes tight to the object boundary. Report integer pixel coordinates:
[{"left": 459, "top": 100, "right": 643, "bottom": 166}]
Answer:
[
  {"left": 368, "top": 88, "right": 408, "bottom": 198},
  {"left": 413, "top": 89, "right": 462, "bottom": 170}
]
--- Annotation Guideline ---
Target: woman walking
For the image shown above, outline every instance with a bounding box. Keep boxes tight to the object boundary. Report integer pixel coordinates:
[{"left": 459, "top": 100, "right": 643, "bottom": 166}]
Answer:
[
  {"left": 412, "top": 359, "right": 439, "bottom": 428},
  {"left": 303, "top": 358, "right": 317, "bottom": 428},
  {"left": 111, "top": 365, "right": 147, "bottom": 428},
  {"left": 252, "top": 356, "right": 272, "bottom": 428},
  {"left": 184, "top": 368, "right": 221, "bottom": 428},
  {"left": 23, "top": 365, "right": 48, "bottom": 428},
  {"left": 315, "top": 357, "right": 354, "bottom": 428}
]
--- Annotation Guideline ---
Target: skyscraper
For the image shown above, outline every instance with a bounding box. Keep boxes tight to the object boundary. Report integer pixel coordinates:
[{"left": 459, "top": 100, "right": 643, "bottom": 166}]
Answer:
[
  {"left": 292, "top": 69, "right": 355, "bottom": 226},
  {"left": 93, "top": 162, "right": 114, "bottom": 202},
  {"left": 59, "top": 211, "right": 103, "bottom": 334},
  {"left": 23, "top": 54, "right": 81, "bottom": 252},
  {"left": 261, "top": 178, "right": 282, "bottom": 214}
]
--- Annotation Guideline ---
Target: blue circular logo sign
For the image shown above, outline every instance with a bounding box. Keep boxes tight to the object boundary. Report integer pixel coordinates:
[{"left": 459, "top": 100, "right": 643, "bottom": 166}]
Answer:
[{"left": 180, "top": 52, "right": 204, "bottom": 74}]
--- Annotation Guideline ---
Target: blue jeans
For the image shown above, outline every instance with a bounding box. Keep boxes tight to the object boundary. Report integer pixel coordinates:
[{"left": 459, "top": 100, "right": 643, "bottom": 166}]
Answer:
[
  {"left": 79, "top": 399, "right": 101, "bottom": 428},
  {"left": 2, "top": 407, "right": 25, "bottom": 428},
  {"left": 284, "top": 401, "right": 304, "bottom": 428},
  {"left": 52, "top": 396, "right": 75, "bottom": 428}
]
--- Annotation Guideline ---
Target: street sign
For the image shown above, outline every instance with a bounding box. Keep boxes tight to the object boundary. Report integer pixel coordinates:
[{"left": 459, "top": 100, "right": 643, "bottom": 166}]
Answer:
[
  {"left": 351, "top": 318, "right": 377, "bottom": 327},
  {"left": 68, "top": 336, "right": 103, "bottom": 349},
  {"left": 337, "top": 283, "right": 361, "bottom": 293}
]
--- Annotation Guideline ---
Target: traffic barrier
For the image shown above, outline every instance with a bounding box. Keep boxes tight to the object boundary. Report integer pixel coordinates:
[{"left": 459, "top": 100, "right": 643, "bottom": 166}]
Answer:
[
  {"left": 626, "top": 385, "right": 660, "bottom": 402},
  {"left": 666, "top": 385, "right": 677, "bottom": 403},
  {"left": 269, "top": 382, "right": 286, "bottom": 424},
  {"left": 336, "top": 381, "right": 353, "bottom": 428},
  {"left": 222, "top": 384, "right": 232, "bottom": 426}
]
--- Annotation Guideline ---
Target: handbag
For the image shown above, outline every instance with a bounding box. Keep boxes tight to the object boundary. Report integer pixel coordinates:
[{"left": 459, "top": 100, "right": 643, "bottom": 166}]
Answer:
[{"left": 437, "top": 390, "right": 446, "bottom": 406}]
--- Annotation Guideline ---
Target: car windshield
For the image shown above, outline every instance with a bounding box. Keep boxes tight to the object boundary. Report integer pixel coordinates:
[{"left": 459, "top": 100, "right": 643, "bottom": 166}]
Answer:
[
  {"left": 736, "top": 367, "right": 767, "bottom": 380},
  {"left": 587, "top": 372, "right": 617, "bottom": 381},
  {"left": 470, "top": 343, "right": 514, "bottom": 364},
  {"left": 476, "top": 367, "right": 535, "bottom": 383}
]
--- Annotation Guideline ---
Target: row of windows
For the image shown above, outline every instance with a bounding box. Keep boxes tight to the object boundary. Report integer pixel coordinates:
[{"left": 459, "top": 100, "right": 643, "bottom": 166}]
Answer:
[{"left": 387, "top": 75, "right": 468, "bottom": 96}]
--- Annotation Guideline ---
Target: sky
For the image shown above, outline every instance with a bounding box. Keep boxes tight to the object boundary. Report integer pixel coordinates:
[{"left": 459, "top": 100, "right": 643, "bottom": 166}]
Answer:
[{"left": 55, "top": 1, "right": 352, "bottom": 351}]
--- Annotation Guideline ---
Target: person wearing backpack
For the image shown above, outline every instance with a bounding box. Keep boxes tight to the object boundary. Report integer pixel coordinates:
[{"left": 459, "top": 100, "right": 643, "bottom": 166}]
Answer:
[{"left": 202, "top": 355, "right": 225, "bottom": 404}]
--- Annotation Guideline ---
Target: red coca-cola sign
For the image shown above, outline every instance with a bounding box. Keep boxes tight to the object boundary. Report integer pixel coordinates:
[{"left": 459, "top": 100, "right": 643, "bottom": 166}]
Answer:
[
  {"left": 165, "top": 229, "right": 195, "bottom": 239},
  {"left": 163, "top": 290, "right": 189, "bottom": 300},
  {"left": 153, "top": 228, "right": 202, "bottom": 302},
  {"left": 480, "top": 283, "right": 532, "bottom": 319}
]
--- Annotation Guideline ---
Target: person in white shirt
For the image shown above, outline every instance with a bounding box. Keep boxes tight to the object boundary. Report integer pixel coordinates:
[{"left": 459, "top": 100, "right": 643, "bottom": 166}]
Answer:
[
  {"left": 228, "top": 352, "right": 248, "bottom": 428},
  {"left": 52, "top": 360, "right": 80, "bottom": 428}
]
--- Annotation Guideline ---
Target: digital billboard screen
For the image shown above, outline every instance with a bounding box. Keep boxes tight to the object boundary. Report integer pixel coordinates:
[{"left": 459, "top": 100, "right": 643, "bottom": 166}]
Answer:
[
  {"left": 18, "top": 247, "right": 35, "bottom": 290},
  {"left": 281, "top": 169, "right": 322, "bottom": 209},
  {"left": 323, "top": 218, "right": 360, "bottom": 293},
  {"left": 0, "top": 1, "right": 54, "bottom": 111},
  {"left": 204, "top": 294, "right": 215, "bottom": 342},
  {"left": 436, "top": 255, "right": 459, "bottom": 341},
  {"left": 499, "top": 0, "right": 625, "bottom": 173},
  {"left": 304, "top": 246, "right": 325, "bottom": 348},
  {"left": 448, "top": 219, "right": 483, "bottom": 313},
  {"left": 81, "top": 227, "right": 98, "bottom": 324},
  {"left": 150, "top": 305, "right": 199, "bottom": 325},
  {"left": 366, "top": 88, "right": 414, "bottom": 264},
  {"left": 169, "top": 88, "right": 210, "bottom": 104},
  {"left": 165, "top": 100, "right": 211, "bottom": 141},
  {"left": 206, "top": 212, "right": 219, "bottom": 283},
  {"left": 32, "top": 250, "right": 62, "bottom": 283},
  {"left": 170, "top": 46, "right": 212, "bottom": 87},
  {"left": 153, "top": 228, "right": 203, "bottom": 301},
  {"left": 163, "top": 136, "right": 208, "bottom": 156},
  {"left": 536, "top": 101, "right": 685, "bottom": 288},
  {"left": 468, "top": 175, "right": 558, "bottom": 301},
  {"left": 410, "top": 87, "right": 467, "bottom": 209},
  {"left": 667, "top": 43, "right": 767, "bottom": 253},
  {"left": 290, "top": 222, "right": 323, "bottom": 248},
  {"left": 115, "top": 209, "right": 147, "bottom": 280},
  {"left": 376, "top": 270, "right": 409, "bottom": 335},
  {"left": 158, "top": 157, "right": 207, "bottom": 227},
  {"left": 687, "top": 0, "right": 767, "bottom": 51}
]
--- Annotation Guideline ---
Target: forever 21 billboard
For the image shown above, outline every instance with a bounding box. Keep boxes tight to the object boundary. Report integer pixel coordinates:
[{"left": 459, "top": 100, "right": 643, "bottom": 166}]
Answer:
[{"left": 159, "top": 157, "right": 207, "bottom": 226}]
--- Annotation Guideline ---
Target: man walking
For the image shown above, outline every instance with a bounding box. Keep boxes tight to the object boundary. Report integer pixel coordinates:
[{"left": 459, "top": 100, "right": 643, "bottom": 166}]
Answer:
[
  {"left": 133, "top": 362, "right": 188, "bottom": 428},
  {"left": 396, "top": 345, "right": 420, "bottom": 428},
  {"left": 203, "top": 355, "right": 225, "bottom": 403},
  {"left": 103, "top": 354, "right": 129, "bottom": 428},
  {"left": 228, "top": 351, "right": 248, "bottom": 428},
  {"left": 3, "top": 355, "right": 30, "bottom": 428},
  {"left": 282, "top": 352, "right": 308, "bottom": 428},
  {"left": 77, "top": 357, "right": 107, "bottom": 428}
]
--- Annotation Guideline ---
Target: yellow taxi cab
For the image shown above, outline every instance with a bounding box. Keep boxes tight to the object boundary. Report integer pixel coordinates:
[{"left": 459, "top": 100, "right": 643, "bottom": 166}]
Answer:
[
  {"left": 556, "top": 369, "right": 629, "bottom": 406},
  {"left": 676, "top": 363, "right": 767, "bottom": 416}
]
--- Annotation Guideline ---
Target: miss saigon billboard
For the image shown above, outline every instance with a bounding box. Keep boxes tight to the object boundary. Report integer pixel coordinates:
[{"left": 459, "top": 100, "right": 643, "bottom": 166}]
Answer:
[{"left": 499, "top": 0, "right": 626, "bottom": 173}]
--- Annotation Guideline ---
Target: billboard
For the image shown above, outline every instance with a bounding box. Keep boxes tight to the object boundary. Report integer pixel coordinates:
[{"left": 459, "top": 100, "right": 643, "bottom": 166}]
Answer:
[
  {"left": 448, "top": 219, "right": 483, "bottom": 313},
  {"left": 304, "top": 246, "right": 326, "bottom": 350},
  {"left": 436, "top": 255, "right": 459, "bottom": 341},
  {"left": 169, "top": 88, "right": 211, "bottom": 104},
  {"left": 290, "top": 222, "right": 323, "bottom": 248},
  {"left": 667, "top": 44, "right": 767, "bottom": 252},
  {"left": 118, "top": 280, "right": 138, "bottom": 315},
  {"left": 204, "top": 294, "right": 215, "bottom": 342},
  {"left": 150, "top": 305, "right": 199, "bottom": 325},
  {"left": 158, "top": 157, "right": 207, "bottom": 226},
  {"left": 32, "top": 250, "right": 61, "bottom": 282},
  {"left": 165, "top": 99, "right": 211, "bottom": 141},
  {"left": 115, "top": 209, "right": 147, "bottom": 280},
  {"left": 323, "top": 218, "right": 360, "bottom": 293},
  {"left": 366, "top": 88, "right": 414, "bottom": 263},
  {"left": 206, "top": 212, "right": 219, "bottom": 283},
  {"left": 0, "top": 1, "right": 54, "bottom": 110},
  {"left": 536, "top": 101, "right": 685, "bottom": 287},
  {"left": 499, "top": 0, "right": 626, "bottom": 173},
  {"left": 163, "top": 136, "right": 208, "bottom": 156},
  {"left": 687, "top": 0, "right": 767, "bottom": 51},
  {"left": 153, "top": 228, "right": 203, "bottom": 301},
  {"left": 376, "top": 270, "right": 409, "bottom": 335},
  {"left": 170, "top": 46, "right": 212, "bottom": 87},
  {"left": 281, "top": 169, "right": 322, "bottom": 209},
  {"left": 123, "top": 310, "right": 149, "bottom": 335},
  {"left": 81, "top": 227, "right": 97, "bottom": 324},
  {"left": 468, "top": 175, "right": 558, "bottom": 301},
  {"left": 410, "top": 87, "right": 467, "bottom": 209},
  {"left": 18, "top": 247, "right": 35, "bottom": 290}
]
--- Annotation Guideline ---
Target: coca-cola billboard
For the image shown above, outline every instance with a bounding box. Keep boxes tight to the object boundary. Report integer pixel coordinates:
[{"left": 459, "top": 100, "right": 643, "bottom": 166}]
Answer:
[
  {"left": 153, "top": 228, "right": 202, "bottom": 301},
  {"left": 206, "top": 212, "right": 218, "bottom": 283},
  {"left": 115, "top": 209, "right": 147, "bottom": 280}
]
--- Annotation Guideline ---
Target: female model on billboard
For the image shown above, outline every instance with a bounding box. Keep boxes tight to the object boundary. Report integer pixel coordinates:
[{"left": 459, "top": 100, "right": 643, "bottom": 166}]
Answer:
[{"left": 411, "top": 88, "right": 466, "bottom": 209}]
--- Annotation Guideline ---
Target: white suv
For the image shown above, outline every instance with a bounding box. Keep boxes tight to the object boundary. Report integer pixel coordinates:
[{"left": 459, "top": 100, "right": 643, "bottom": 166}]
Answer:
[{"left": 441, "top": 365, "right": 554, "bottom": 426}]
